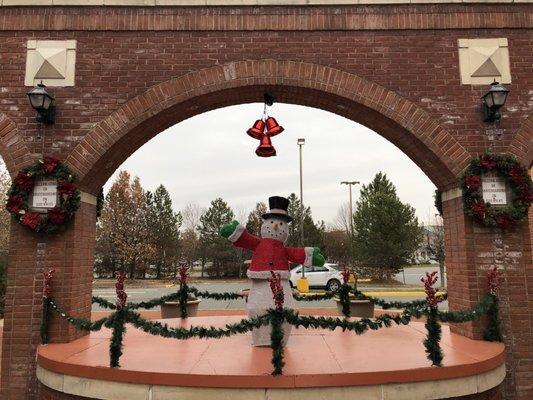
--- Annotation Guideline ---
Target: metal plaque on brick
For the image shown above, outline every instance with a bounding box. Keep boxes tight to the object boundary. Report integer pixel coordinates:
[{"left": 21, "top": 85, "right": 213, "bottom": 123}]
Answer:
[
  {"left": 30, "top": 178, "right": 58, "bottom": 211},
  {"left": 481, "top": 173, "right": 507, "bottom": 205}
]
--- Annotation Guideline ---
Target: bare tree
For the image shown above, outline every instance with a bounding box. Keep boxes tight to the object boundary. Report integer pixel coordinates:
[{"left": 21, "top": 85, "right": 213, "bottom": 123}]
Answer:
[
  {"left": 182, "top": 203, "right": 203, "bottom": 233},
  {"left": 425, "top": 216, "right": 446, "bottom": 288},
  {"left": 333, "top": 202, "right": 352, "bottom": 233}
]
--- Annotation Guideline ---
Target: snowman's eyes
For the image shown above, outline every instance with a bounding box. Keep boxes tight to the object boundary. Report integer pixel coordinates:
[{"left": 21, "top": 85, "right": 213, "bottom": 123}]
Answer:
[
  {"left": 280, "top": 222, "right": 283, "bottom": 226},
  {"left": 270, "top": 221, "right": 273, "bottom": 224}
]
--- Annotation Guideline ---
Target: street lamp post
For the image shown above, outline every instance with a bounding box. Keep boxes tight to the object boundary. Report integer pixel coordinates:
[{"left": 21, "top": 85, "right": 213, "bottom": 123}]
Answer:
[
  {"left": 340, "top": 181, "right": 359, "bottom": 236},
  {"left": 341, "top": 181, "right": 360, "bottom": 270},
  {"left": 296, "top": 138, "right": 309, "bottom": 293}
]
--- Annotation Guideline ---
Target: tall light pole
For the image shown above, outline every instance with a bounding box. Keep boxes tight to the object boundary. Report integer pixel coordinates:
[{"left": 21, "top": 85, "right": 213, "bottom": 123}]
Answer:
[
  {"left": 296, "top": 138, "right": 309, "bottom": 293},
  {"left": 297, "top": 138, "right": 306, "bottom": 278},
  {"left": 341, "top": 181, "right": 360, "bottom": 270},
  {"left": 340, "top": 181, "right": 359, "bottom": 235}
]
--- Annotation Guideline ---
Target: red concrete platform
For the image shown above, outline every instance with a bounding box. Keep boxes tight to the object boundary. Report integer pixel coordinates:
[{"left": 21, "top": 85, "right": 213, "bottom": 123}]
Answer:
[{"left": 37, "top": 316, "right": 505, "bottom": 389}]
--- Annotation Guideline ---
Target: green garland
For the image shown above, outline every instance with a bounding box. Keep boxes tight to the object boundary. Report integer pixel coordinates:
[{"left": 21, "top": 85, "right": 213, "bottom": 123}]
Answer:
[
  {"left": 188, "top": 287, "right": 245, "bottom": 300},
  {"left": 269, "top": 310, "right": 285, "bottom": 375},
  {"left": 179, "top": 283, "right": 189, "bottom": 318},
  {"left": 424, "top": 307, "right": 443, "bottom": 366},
  {"left": 352, "top": 289, "right": 431, "bottom": 311},
  {"left": 106, "top": 310, "right": 126, "bottom": 368},
  {"left": 483, "top": 295, "right": 503, "bottom": 342},
  {"left": 127, "top": 309, "right": 270, "bottom": 339},
  {"left": 44, "top": 282, "right": 501, "bottom": 374},
  {"left": 92, "top": 296, "right": 117, "bottom": 310},
  {"left": 5, "top": 157, "right": 81, "bottom": 234},
  {"left": 338, "top": 284, "right": 351, "bottom": 317},
  {"left": 462, "top": 153, "right": 533, "bottom": 229},
  {"left": 41, "top": 298, "right": 52, "bottom": 344}
]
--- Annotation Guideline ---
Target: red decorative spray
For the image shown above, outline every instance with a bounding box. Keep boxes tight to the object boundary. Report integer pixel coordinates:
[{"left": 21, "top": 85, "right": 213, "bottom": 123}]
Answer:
[
  {"left": 486, "top": 267, "right": 500, "bottom": 297},
  {"left": 178, "top": 263, "right": 189, "bottom": 286},
  {"left": 115, "top": 271, "right": 128, "bottom": 310},
  {"left": 340, "top": 263, "right": 351, "bottom": 285},
  {"left": 43, "top": 268, "right": 56, "bottom": 299},
  {"left": 421, "top": 271, "right": 444, "bottom": 308},
  {"left": 269, "top": 271, "right": 284, "bottom": 311}
]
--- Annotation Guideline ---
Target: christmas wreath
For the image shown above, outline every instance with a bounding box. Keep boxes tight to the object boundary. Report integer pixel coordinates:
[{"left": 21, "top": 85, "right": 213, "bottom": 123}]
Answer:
[
  {"left": 5, "top": 157, "right": 81, "bottom": 234},
  {"left": 462, "top": 153, "right": 533, "bottom": 229}
]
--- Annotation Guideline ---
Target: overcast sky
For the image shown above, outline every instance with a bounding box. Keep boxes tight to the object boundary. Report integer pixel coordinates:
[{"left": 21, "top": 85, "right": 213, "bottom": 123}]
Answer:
[{"left": 104, "top": 103, "right": 438, "bottom": 226}]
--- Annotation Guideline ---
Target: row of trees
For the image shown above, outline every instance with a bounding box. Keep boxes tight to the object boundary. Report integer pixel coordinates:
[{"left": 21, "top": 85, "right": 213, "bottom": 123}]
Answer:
[
  {"left": 95, "top": 171, "right": 327, "bottom": 278},
  {"left": 96, "top": 170, "right": 430, "bottom": 280}
]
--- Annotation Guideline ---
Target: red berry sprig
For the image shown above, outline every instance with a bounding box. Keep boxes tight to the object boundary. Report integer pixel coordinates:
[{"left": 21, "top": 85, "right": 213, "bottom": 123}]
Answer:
[
  {"left": 269, "top": 271, "right": 284, "bottom": 311},
  {"left": 43, "top": 268, "right": 56, "bottom": 299},
  {"left": 115, "top": 271, "right": 128, "bottom": 310},
  {"left": 486, "top": 267, "right": 500, "bottom": 297},
  {"left": 421, "top": 271, "right": 444, "bottom": 308}
]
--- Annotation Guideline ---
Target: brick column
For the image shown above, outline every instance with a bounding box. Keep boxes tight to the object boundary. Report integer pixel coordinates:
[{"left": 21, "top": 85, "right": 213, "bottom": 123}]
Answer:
[
  {"left": 0, "top": 200, "right": 96, "bottom": 400},
  {"left": 443, "top": 188, "right": 533, "bottom": 399}
]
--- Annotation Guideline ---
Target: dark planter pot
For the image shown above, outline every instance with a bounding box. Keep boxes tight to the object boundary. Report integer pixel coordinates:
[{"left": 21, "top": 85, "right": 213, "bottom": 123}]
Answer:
[
  {"left": 335, "top": 299, "right": 374, "bottom": 318},
  {"left": 161, "top": 299, "right": 201, "bottom": 318}
]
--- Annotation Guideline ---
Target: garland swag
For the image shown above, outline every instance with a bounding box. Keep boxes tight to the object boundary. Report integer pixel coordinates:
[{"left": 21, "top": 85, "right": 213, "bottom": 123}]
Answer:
[
  {"left": 462, "top": 153, "right": 532, "bottom": 229},
  {"left": 6, "top": 157, "right": 81, "bottom": 234},
  {"left": 42, "top": 270, "right": 502, "bottom": 375}
]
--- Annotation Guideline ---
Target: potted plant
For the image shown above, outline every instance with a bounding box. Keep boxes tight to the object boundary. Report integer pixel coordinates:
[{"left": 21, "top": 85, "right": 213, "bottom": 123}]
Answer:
[
  {"left": 161, "top": 264, "right": 201, "bottom": 318},
  {"left": 334, "top": 266, "right": 374, "bottom": 318}
]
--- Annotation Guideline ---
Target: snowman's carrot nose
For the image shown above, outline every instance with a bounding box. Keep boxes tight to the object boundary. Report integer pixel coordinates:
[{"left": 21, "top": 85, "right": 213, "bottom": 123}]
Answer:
[{"left": 273, "top": 222, "right": 279, "bottom": 231}]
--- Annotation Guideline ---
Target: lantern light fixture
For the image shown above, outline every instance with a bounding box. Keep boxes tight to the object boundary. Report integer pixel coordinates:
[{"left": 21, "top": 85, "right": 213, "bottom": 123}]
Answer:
[
  {"left": 27, "top": 82, "right": 55, "bottom": 124},
  {"left": 481, "top": 81, "right": 509, "bottom": 123}
]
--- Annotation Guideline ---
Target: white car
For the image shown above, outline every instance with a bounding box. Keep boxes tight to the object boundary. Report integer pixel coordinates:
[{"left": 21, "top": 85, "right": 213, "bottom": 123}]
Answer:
[{"left": 289, "top": 263, "right": 343, "bottom": 292}]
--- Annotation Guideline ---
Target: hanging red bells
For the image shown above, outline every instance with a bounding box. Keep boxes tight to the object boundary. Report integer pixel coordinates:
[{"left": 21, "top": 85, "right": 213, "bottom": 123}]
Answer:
[
  {"left": 246, "top": 116, "right": 283, "bottom": 157},
  {"left": 247, "top": 119, "right": 266, "bottom": 140},
  {"left": 255, "top": 135, "right": 276, "bottom": 157},
  {"left": 264, "top": 117, "right": 284, "bottom": 137}
]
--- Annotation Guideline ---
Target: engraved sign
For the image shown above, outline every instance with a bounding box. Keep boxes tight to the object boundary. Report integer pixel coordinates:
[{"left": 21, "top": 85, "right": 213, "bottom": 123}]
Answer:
[
  {"left": 482, "top": 173, "right": 507, "bottom": 205},
  {"left": 31, "top": 179, "right": 57, "bottom": 210}
]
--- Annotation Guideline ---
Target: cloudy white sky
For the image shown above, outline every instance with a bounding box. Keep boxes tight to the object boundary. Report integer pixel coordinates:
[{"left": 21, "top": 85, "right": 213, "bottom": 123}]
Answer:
[{"left": 104, "top": 103, "right": 438, "bottom": 226}]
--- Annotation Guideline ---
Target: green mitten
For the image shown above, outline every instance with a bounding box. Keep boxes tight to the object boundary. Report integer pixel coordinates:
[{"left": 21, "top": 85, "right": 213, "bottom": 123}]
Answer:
[
  {"left": 220, "top": 221, "right": 239, "bottom": 238},
  {"left": 312, "top": 247, "right": 325, "bottom": 267}
]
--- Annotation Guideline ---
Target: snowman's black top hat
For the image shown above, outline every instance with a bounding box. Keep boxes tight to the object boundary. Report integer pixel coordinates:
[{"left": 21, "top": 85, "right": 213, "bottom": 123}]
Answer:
[{"left": 262, "top": 196, "right": 293, "bottom": 223}]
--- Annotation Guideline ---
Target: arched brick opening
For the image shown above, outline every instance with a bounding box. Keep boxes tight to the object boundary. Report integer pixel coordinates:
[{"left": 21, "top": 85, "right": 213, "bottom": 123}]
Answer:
[
  {"left": 0, "top": 113, "right": 32, "bottom": 175},
  {"left": 66, "top": 60, "right": 469, "bottom": 194}
]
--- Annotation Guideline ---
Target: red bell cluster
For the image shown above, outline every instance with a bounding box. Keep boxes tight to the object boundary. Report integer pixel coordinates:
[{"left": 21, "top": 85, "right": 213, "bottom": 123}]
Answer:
[{"left": 246, "top": 116, "right": 284, "bottom": 157}]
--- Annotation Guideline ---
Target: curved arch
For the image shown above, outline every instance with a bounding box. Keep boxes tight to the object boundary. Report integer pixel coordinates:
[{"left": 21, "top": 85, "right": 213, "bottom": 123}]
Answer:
[
  {"left": 509, "top": 113, "right": 533, "bottom": 167},
  {"left": 0, "top": 113, "right": 33, "bottom": 175},
  {"left": 67, "top": 60, "right": 470, "bottom": 193}
]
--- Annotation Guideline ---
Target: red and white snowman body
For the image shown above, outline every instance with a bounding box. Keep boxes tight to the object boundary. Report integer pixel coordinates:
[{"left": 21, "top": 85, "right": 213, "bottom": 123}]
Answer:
[{"left": 223, "top": 196, "right": 315, "bottom": 346}]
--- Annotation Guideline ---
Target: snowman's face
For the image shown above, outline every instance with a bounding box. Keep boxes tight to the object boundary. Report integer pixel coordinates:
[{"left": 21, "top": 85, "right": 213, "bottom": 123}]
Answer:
[{"left": 261, "top": 217, "right": 289, "bottom": 243}]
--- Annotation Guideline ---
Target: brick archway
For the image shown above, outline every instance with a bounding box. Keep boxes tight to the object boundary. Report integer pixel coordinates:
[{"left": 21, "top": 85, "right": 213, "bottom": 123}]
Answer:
[
  {"left": 0, "top": 113, "right": 32, "bottom": 175},
  {"left": 67, "top": 60, "right": 469, "bottom": 194}
]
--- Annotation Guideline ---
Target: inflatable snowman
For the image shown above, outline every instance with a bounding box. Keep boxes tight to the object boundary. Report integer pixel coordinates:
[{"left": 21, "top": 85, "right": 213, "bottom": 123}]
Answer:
[{"left": 220, "top": 196, "right": 325, "bottom": 346}]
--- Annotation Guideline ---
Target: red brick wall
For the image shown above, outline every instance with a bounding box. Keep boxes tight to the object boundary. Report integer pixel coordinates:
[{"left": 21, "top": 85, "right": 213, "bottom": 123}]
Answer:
[{"left": 0, "top": 3, "right": 531, "bottom": 400}]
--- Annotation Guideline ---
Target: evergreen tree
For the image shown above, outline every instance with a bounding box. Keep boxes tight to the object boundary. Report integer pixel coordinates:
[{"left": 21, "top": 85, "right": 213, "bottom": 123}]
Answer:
[
  {"left": 146, "top": 185, "right": 182, "bottom": 278},
  {"left": 198, "top": 198, "right": 239, "bottom": 277},
  {"left": 286, "top": 193, "right": 325, "bottom": 249},
  {"left": 352, "top": 172, "right": 423, "bottom": 279}
]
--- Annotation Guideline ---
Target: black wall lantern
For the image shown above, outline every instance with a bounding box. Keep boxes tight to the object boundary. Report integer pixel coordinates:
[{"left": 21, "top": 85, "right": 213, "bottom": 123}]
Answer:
[
  {"left": 481, "top": 81, "right": 509, "bottom": 123},
  {"left": 27, "top": 82, "right": 55, "bottom": 124}
]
